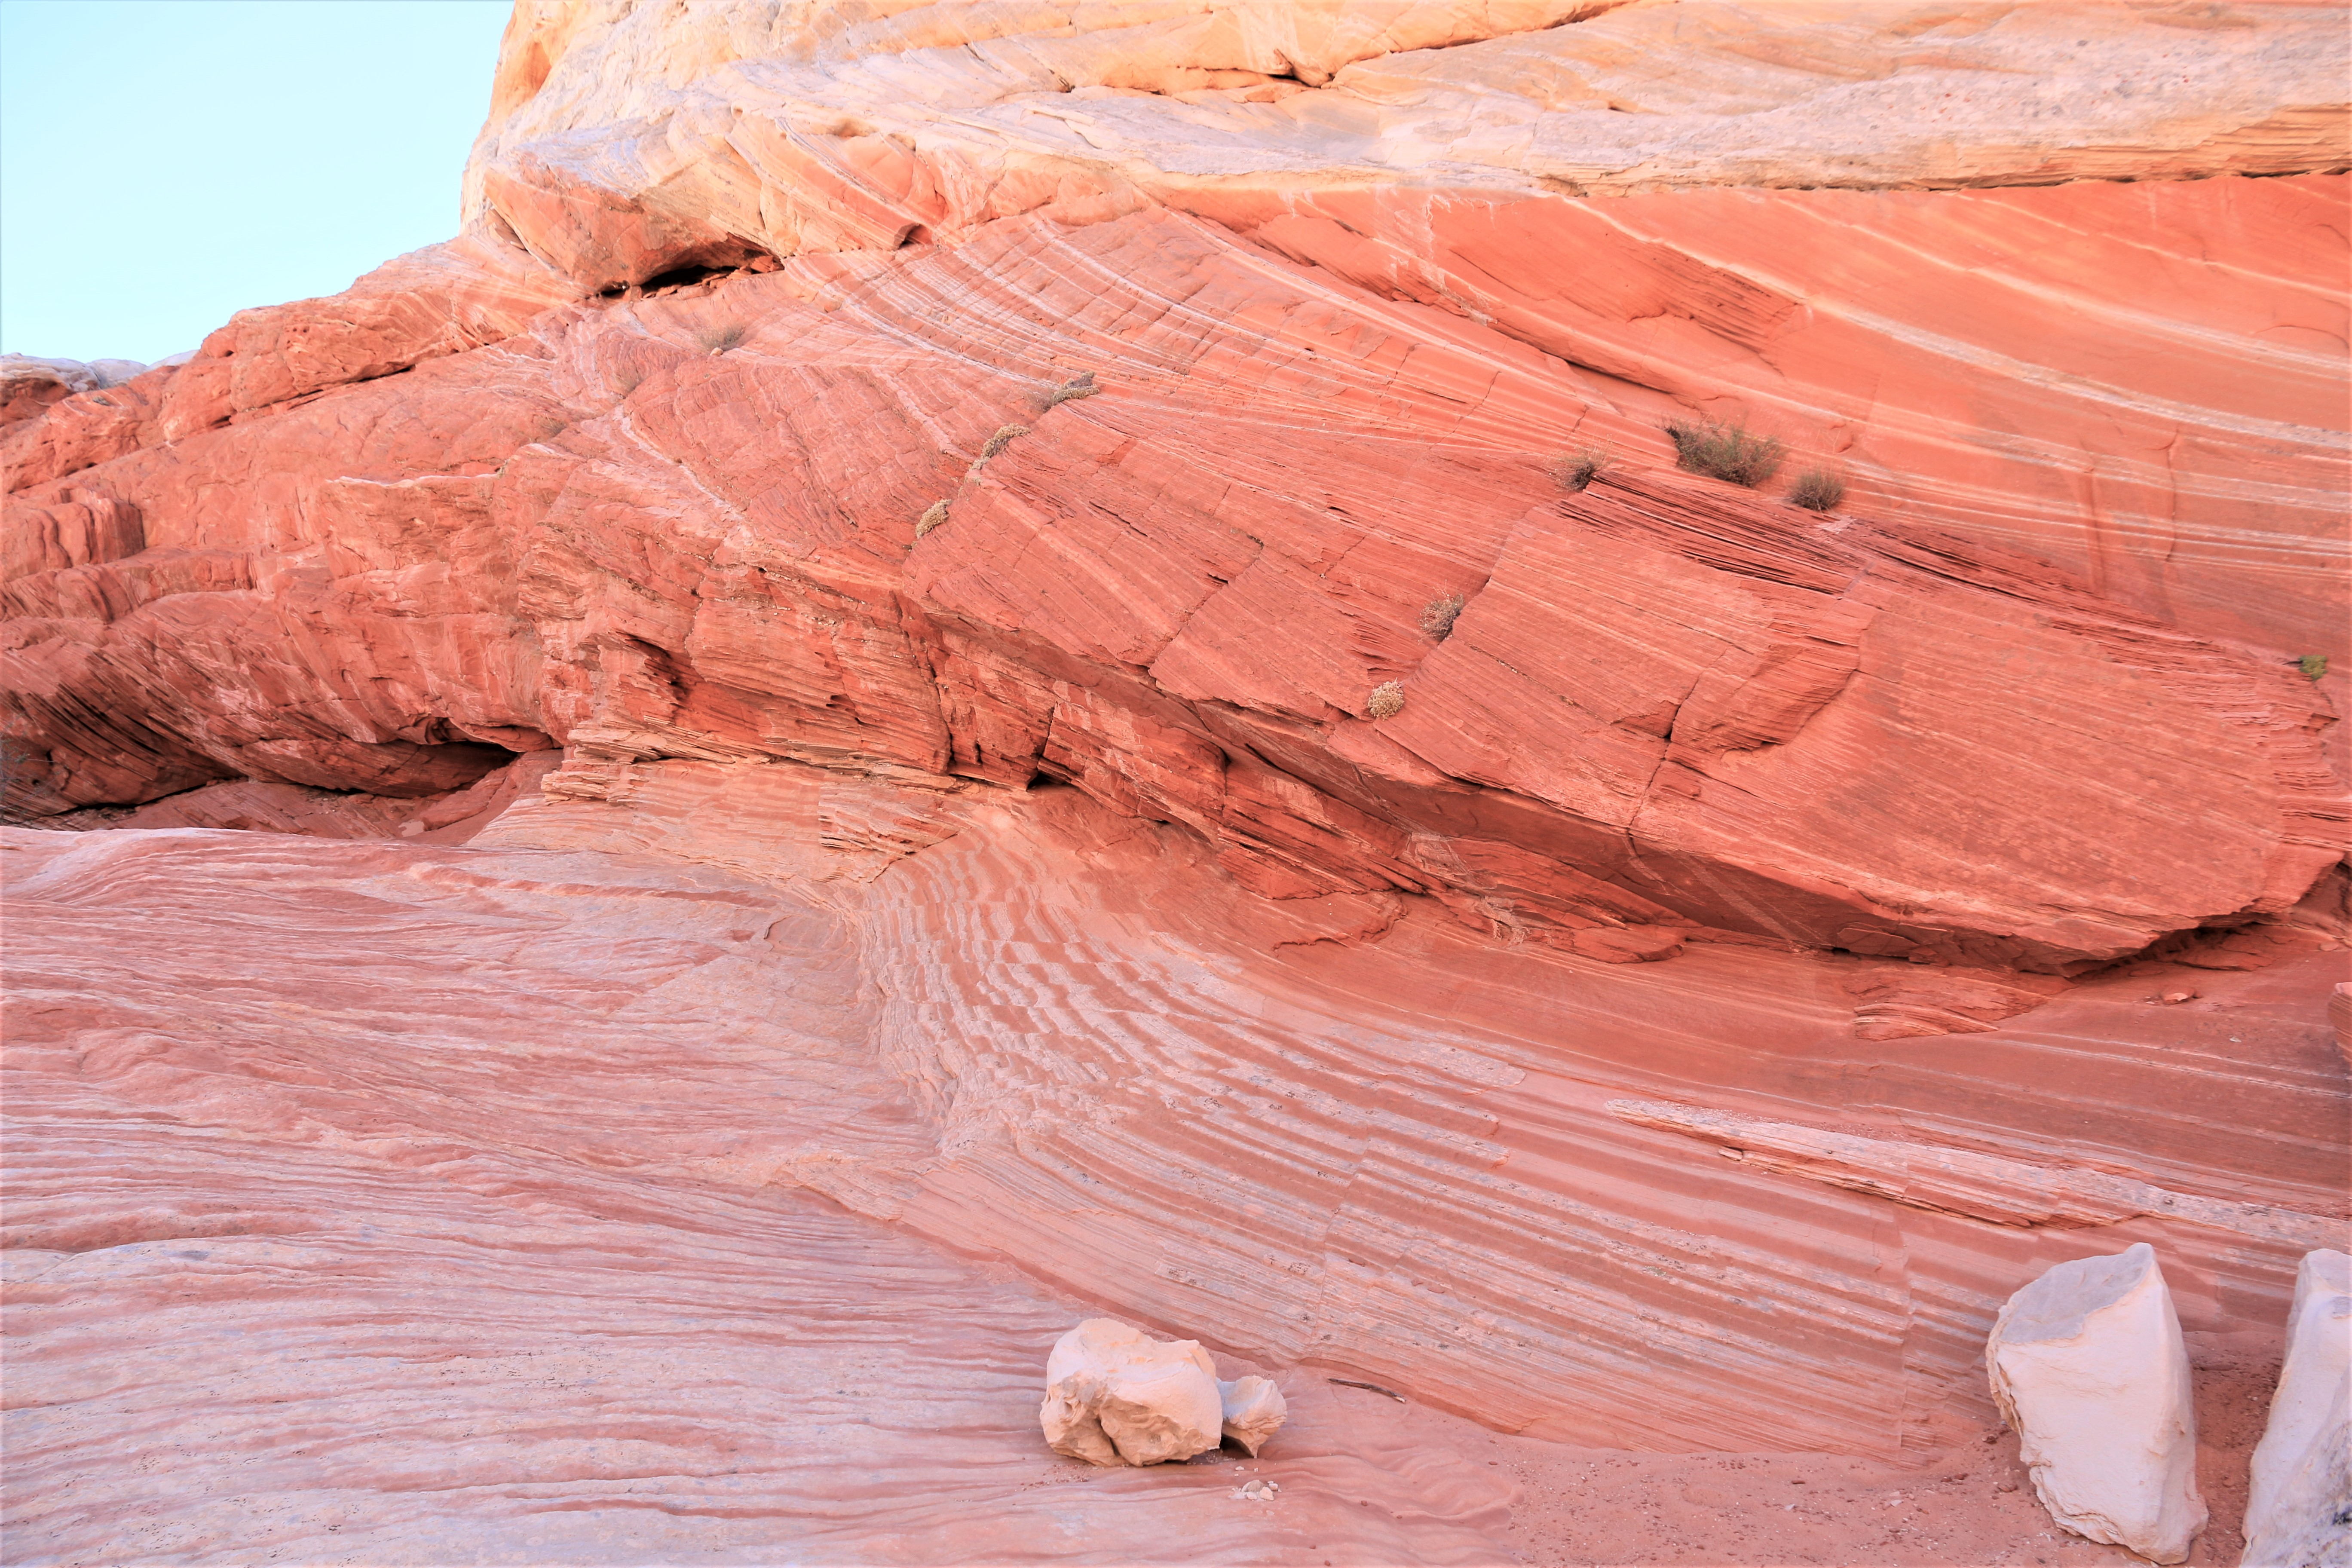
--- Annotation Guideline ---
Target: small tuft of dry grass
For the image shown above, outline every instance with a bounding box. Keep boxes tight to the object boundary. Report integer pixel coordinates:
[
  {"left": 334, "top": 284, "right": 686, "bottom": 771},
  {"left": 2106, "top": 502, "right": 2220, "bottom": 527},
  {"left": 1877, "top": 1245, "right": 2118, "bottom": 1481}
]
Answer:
[
  {"left": 1366, "top": 681, "right": 1406, "bottom": 720},
  {"left": 977, "top": 423, "right": 1031, "bottom": 463},
  {"left": 1036, "top": 371, "right": 1100, "bottom": 412},
  {"left": 695, "top": 323, "right": 748, "bottom": 355},
  {"left": 1664, "top": 419, "right": 1784, "bottom": 487},
  {"left": 1421, "top": 593, "right": 1465, "bottom": 641},
  {"left": 915, "top": 500, "right": 949, "bottom": 538},
  {"left": 1547, "top": 447, "right": 1609, "bottom": 492},
  {"left": 1788, "top": 467, "right": 1846, "bottom": 513},
  {"left": 611, "top": 368, "right": 644, "bottom": 399}
]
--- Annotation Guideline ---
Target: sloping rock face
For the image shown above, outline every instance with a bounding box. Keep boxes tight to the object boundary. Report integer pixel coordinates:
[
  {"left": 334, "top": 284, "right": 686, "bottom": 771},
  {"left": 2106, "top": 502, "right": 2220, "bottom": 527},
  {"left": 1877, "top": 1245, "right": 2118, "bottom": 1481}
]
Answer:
[
  {"left": 3, "top": 2, "right": 2349, "bottom": 1562},
  {"left": 6, "top": 200, "right": 2344, "bottom": 967},
  {"left": 5, "top": 768, "right": 2344, "bottom": 1562}
]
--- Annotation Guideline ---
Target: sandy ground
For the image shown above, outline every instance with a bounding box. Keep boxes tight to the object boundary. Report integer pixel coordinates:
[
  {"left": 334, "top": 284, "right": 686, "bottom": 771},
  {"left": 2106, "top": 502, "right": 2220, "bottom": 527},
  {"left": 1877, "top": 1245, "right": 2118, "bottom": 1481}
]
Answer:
[{"left": 1187, "top": 1339, "right": 2275, "bottom": 1567}]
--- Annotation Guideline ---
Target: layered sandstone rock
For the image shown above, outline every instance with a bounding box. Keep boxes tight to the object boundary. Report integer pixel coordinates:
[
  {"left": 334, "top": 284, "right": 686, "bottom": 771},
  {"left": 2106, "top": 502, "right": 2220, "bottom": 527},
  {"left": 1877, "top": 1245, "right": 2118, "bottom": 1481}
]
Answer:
[
  {"left": 3, "top": 2, "right": 2349, "bottom": 1562},
  {"left": 4, "top": 199, "right": 2343, "bottom": 974},
  {"left": 0, "top": 355, "right": 156, "bottom": 428},
  {"left": 1987, "top": 1244, "right": 2206, "bottom": 1563},
  {"left": 8, "top": 0, "right": 2346, "bottom": 992},
  {"left": 459, "top": 0, "right": 2352, "bottom": 656}
]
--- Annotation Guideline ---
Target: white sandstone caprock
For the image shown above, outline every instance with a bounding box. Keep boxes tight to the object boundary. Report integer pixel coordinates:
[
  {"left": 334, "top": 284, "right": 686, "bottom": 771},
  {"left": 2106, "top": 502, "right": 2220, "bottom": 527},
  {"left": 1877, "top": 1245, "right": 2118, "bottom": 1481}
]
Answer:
[
  {"left": 1218, "top": 1375, "right": 1287, "bottom": 1457},
  {"left": 1988, "top": 1243, "right": 2207, "bottom": 1564},
  {"left": 1040, "top": 1318, "right": 1225, "bottom": 1467},
  {"left": 2241, "top": 1249, "right": 2350, "bottom": 1568}
]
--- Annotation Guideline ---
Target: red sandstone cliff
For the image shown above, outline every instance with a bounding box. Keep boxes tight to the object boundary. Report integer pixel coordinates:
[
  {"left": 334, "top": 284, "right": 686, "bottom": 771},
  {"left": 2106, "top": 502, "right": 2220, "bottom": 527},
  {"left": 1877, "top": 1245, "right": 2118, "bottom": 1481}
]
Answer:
[{"left": 3, "top": 4, "right": 2346, "bottom": 1564}]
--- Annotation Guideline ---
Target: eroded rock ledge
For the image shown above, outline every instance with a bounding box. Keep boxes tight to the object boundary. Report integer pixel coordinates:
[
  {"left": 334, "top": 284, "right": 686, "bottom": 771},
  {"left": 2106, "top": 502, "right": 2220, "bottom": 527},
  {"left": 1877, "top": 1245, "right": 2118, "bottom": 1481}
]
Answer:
[{"left": 5, "top": 200, "right": 2345, "bottom": 983}]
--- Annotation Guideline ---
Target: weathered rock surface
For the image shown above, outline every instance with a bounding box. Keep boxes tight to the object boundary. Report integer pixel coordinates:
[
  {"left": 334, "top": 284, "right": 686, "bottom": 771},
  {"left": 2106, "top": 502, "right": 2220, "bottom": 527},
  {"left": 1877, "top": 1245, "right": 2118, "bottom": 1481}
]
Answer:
[
  {"left": 3, "top": 1, "right": 2348, "bottom": 1561},
  {"left": 469, "top": 1, "right": 2348, "bottom": 215},
  {"left": 5, "top": 202, "right": 2342, "bottom": 974},
  {"left": 2242, "top": 1249, "right": 2352, "bottom": 1568},
  {"left": 1, "top": 356, "right": 154, "bottom": 429},
  {"left": 3, "top": 760, "right": 2342, "bottom": 1560},
  {"left": 1988, "top": 1243, "right": 2207, "bottom": 1563},
  {"left": 1609, "top": 1100, "right": 2340, "bottom": 1246},
  {"left": 461, "top": 0, "right": 2352, "bottom": 658},
  {"left": 36, "top": 752, "right": 560, "bottom": 842}
]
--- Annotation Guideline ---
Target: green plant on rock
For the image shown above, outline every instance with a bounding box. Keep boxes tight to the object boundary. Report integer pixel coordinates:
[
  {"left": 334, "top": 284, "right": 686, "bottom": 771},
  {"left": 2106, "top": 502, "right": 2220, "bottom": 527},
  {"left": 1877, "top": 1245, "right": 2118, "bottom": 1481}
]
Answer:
[
  {"left": 1664, "top": 418, "right": 1785, "bottom": 487},
  {"left": 2299, "top": 654, "right": 2328, "bottom": 681},
  {"left": 1788, "top": 467, "right": 1846, "bottom": 512}
]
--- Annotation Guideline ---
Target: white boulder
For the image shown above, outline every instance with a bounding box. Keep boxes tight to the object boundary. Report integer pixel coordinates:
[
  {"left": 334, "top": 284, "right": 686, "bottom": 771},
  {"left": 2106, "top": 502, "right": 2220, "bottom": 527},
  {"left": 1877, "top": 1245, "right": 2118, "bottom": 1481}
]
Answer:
[
  {"left": 2241, "top": 1249, "right": 2350, "bottom": 1568},
  {"left": 1040, "top": 1318, "right": 1286, "bottom": 1467},
  {"left": 1988, "top": 1242, "right": 2207, "bottom": 1564},
  {"left": 1219, "top": 1373, "right": 1288, "bottom": 1457}
]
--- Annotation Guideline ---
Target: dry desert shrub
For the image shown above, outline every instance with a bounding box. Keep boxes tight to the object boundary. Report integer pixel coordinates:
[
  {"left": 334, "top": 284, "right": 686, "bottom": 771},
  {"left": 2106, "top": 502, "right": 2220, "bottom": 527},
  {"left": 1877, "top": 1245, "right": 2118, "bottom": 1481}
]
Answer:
[
  {"left": 978, "top": 423, "right": 1031, "bottom": 462},
  {"left": 1366, "top": 681, "right": 1406, "bottom": 719},
  {"left": 695, "top": 322, "right": 748, "bottom": 355},
  {"left": 915, "top": 500, "right": 949, "bottom": 538},
  {"left": 1037, "top": 371, "right": 1099, "bottom": 411},
  {"left": 1547, "top": 447, "right": 1609, "bottom": 492},
  {"left": 1664, "top": 418, "right": 1784, "bottom": 487},
  {"left": 2300, "top": 653, "right": 2329, "bottom": 681},
  {"left": 1421, "top": 592, "right": 1465, "bottom": 641},
  {"left": 1788, "top": 467, "right": 1846, "bottom": 512}
]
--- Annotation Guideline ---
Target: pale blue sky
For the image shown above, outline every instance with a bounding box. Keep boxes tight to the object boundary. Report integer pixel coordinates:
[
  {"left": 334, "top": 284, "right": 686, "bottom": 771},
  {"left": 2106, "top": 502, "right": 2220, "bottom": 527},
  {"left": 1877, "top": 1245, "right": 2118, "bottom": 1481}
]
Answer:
[{"left": 1, "top": 0, "right": 510, "bottom": 364}]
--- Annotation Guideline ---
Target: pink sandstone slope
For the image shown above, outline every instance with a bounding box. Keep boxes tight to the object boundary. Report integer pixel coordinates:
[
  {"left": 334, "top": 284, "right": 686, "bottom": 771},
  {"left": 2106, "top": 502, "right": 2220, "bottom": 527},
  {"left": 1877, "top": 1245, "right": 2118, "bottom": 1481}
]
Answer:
[
  {"left": 3, "top": 3, "right": 2347, "bottom": 1565},
  {"left": 4, "top": 771, "right": 2339, "bottom": 1565}
]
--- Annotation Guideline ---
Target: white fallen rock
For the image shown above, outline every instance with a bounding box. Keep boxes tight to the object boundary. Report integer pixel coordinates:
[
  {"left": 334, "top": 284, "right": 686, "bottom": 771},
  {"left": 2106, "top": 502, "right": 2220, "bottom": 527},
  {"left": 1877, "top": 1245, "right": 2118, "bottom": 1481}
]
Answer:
[
  {"left": 1218, "top": 1373, "right": 1287, "bottom": 1457},
  {"left": 1987, "top": 1242, "right": 2207, "bottom": 1564},
  {"left": 1040, "top": 1318, "right": 1286, "bottom": 1467},
  {"left": 2241, "top": 1249, "right": 2350, "bottom": 1568}
]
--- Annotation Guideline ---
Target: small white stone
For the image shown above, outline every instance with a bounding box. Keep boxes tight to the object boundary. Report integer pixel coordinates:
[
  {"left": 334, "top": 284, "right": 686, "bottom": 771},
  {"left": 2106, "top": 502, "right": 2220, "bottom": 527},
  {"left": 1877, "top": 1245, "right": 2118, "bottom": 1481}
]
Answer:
[
  {"left": 2241, "top": 1249, "right": 2349, "bottom": 1568},
  {"left": 1987, "top": 1243, "right": 2206, "bottom": 1564},
  {"left": 1218, "top": 1374, "right": 1287, "bottom": 1457}
]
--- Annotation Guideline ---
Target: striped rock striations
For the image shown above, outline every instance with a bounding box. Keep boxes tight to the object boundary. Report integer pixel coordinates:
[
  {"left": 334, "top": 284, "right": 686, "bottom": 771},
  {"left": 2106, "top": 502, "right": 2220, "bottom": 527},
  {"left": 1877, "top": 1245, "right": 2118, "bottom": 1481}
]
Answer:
[{"left": 3, "top": 2, "right": 2349, "bottom": 1562}]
